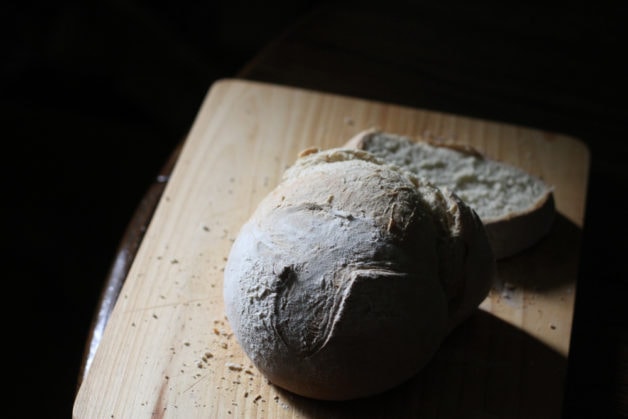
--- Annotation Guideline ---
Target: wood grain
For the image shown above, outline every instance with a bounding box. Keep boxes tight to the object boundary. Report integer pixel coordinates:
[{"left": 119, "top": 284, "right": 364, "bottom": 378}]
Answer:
[{"left": 74, "top": 79, "right": 589, "bottom": 418}]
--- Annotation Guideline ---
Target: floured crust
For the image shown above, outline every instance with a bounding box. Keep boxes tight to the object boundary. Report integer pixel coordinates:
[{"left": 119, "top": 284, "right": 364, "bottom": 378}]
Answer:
[
  {"left": 224, "top": 148, "right": 495, "bottom": 400},
  {"left": 345, "top": 129, "right": 556, "bottom": 259}
]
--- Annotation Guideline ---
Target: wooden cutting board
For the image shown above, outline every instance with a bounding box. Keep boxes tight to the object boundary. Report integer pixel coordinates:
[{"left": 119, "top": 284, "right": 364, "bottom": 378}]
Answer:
[{"left": 74, "top": 79, "right": 589, "bottom": 418}]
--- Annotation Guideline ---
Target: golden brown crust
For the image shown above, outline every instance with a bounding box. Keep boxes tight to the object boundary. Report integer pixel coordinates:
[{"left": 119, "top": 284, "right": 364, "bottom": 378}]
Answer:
[
  {"left": 344, "top": 127, "right": 378, "bottom": 149},
  {"left": 297, "top": 146, "right": 320, "bottom": 158}
]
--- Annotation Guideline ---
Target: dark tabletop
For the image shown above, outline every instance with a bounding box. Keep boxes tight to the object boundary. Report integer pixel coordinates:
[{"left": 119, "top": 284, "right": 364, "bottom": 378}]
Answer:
[{"left": 5, "top": 1, "right": 627, "bottom": 418}]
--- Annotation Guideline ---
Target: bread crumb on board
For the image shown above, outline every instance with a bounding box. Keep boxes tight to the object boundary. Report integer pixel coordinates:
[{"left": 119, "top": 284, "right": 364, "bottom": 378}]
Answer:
[{"left": 226, "top": 362, "right": 243, "bottom": 372}]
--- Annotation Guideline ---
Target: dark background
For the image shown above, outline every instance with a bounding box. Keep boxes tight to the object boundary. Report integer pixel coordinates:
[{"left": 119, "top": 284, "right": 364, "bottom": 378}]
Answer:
[{"left": 3, "top": 1, "right": 627, "bottom": 418}]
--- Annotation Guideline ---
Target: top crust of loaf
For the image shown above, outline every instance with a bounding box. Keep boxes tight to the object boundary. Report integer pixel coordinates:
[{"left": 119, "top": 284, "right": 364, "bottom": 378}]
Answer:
[
  {"left": 345, "top": 129, "right": 555, "bottom": 259},
  {"left": 224, "top": 148, "right": 495, "bottom": 400}
]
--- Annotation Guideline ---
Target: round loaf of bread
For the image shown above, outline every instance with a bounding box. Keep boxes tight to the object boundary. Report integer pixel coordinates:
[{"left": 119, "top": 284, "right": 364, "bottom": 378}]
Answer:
[{"left": 223, "top": 148, "right": 496, "bottom": 400}]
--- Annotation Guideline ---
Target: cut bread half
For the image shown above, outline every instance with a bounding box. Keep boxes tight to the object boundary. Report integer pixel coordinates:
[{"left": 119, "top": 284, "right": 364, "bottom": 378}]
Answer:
[{"left": 345, "top": 129, "right": 555, "bottom": 259}]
